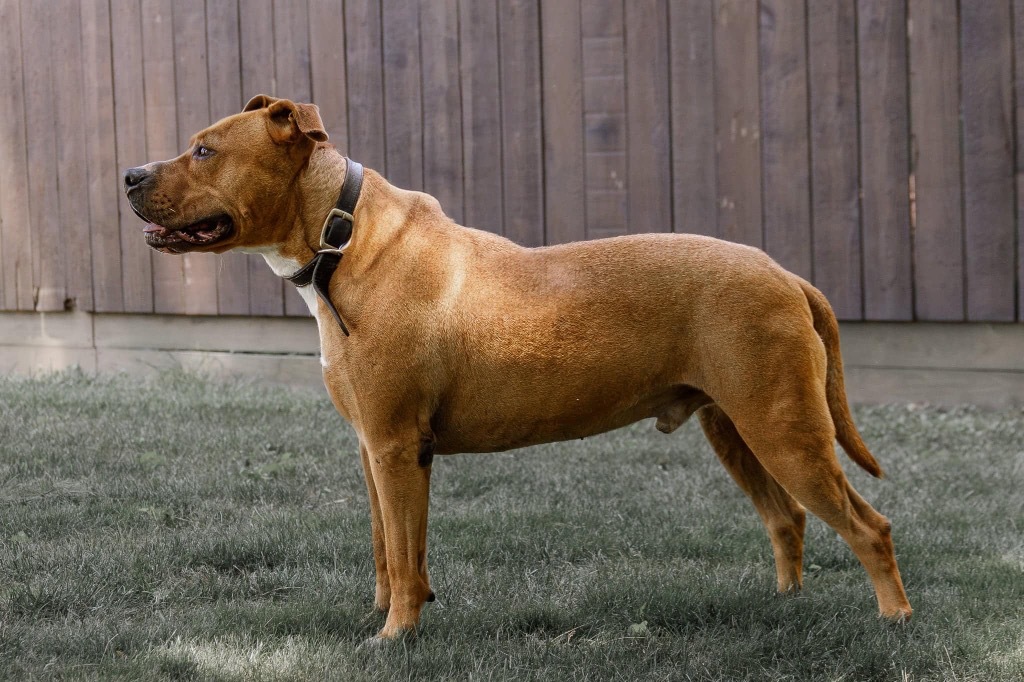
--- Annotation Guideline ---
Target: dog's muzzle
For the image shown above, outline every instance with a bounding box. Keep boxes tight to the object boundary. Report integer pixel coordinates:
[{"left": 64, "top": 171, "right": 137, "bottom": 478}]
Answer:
[{"left": 121, "top": 165, "right": 235, "bottom": 253}]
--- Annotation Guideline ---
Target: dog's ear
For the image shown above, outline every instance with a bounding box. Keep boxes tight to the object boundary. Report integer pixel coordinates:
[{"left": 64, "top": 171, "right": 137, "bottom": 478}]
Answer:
[
  {"left": 264, "top": 99, "right": 329, "bottom": 144},
  {"left": 242, "top": 94, "right": 279, "bottom": 112}
]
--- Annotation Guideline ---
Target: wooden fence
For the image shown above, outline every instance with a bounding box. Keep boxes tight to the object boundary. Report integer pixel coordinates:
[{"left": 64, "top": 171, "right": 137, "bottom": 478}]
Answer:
[{"left": 0, "top": 0, "right": 1021, "bottom": 321}]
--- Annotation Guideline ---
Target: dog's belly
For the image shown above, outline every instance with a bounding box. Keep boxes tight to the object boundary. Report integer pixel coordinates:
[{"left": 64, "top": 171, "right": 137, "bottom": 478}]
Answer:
[{"left": 433, "top": 381, "right": 710, "bottom": 454}]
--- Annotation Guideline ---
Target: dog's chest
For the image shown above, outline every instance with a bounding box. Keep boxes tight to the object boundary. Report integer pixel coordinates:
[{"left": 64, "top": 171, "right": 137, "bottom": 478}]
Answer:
[
  {"left": 256, "top": 249, "right": 328, "bottom": 366},
  {"left": 256, "top": 251, "right": 315, "bottom": 313}
]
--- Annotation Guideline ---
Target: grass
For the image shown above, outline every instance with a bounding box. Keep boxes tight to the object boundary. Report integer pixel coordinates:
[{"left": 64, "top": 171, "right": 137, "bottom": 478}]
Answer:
[{"left": 0, "top": 370, "right": 1022, "bottom": 681}]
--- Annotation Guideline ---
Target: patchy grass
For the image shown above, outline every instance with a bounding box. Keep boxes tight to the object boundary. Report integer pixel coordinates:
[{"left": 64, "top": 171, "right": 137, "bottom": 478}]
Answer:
[{"left": 0, "top": 370, "right": 1022, "bottom": 680}]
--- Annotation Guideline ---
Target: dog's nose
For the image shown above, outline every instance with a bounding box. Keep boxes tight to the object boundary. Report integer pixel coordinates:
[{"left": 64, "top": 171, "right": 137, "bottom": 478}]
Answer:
[{"left": 123, "top": 166, "right": 151, "bottom": 190}]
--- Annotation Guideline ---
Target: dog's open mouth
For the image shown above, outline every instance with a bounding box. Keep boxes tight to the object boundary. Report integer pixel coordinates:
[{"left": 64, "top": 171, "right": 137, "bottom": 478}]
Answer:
[{"left": 142, "top": 214, "right": 234, "bottom": 253}]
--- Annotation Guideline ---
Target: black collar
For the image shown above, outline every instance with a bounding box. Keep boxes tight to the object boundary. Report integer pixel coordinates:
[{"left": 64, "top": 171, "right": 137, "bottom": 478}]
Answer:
[{"left": 285, "top": 158, "right": 364, "bottom": 336}]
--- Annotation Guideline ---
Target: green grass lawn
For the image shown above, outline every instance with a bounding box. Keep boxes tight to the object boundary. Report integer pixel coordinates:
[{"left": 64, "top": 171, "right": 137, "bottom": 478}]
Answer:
[{"left": 1, "top": 371, "right": 1022, "bottom": 681}]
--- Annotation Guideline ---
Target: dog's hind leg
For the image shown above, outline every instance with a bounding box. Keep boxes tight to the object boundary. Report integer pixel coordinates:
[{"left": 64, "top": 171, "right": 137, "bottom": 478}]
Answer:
[
  {"left": 727, "top": 397, "right": 912, "bottom": 622},
  {"left": 698, "top": 404, "right": 806, "bottom": 593}
]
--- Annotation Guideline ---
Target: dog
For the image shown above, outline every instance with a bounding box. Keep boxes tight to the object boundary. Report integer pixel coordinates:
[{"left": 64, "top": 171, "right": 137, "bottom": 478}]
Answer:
[{"left": 123, "top": 95, "right": 912, "bottom": 640}]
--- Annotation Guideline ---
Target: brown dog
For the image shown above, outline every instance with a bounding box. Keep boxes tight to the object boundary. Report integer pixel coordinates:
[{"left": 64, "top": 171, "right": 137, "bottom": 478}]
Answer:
[{"left": 123, "top": 95, "right": 912, "bottom": 640}]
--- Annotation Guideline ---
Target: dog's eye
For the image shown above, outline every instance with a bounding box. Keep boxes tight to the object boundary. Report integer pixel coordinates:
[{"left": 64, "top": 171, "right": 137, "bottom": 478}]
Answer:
[{"left": 192, "top": 145, "right": 215, "bottom": 160}]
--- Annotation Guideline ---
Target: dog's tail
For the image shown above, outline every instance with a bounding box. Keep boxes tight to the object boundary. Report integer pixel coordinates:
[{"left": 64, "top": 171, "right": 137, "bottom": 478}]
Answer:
[{"left": 799, "top": 279, "right": 884, "bottom": 478}]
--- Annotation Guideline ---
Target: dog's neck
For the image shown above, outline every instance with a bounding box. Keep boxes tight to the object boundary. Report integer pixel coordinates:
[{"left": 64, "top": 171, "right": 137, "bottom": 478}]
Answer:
[
  {"left": 290, "top": 148, "right": 401, "bottom": 265},
  {"left": 253, "top": 149, "right": 362, "bottom": 282},
  {"left": 293, "top": 147, "right": 352, "bottom": 259}
]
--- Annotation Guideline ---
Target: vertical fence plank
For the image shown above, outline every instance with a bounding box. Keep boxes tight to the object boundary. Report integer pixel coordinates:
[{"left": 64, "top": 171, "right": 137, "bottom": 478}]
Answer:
[
  {"left": 1016, "top": 0, "right": 1024, "bottom": 321},
  {"left": 309, "top": 0, "right": 349, "bottom": 151},
  {"left": 714, "top": 0, "right": 763, "bottom": 248},
  {"left": 580, "top": 3, "right": 622, "bottom": 37},
  {"left": 21, "top": 0, "right": 65, "bottom": 310},
  {"left": 52, "top": 0, "right": 93, "bottom": 311},
  {"left": 760, "top": 0, "right": 812, "bottom": 280},
  {"left": 808, "top": 0, "right": 861, "bottom": 319},
  {"left": 208, "top": 0, "right": 244, "bottom": 120},
  {"left": 346, "top": 0, "right": 387, "bottom": 172},
  {"left": 625, "top": 0, "right": 672, "bottom": 234},
  {"left": 0, "top": 0, "right": 8, "bottom": 307},
  {"left": 81, "top": 0, "right": 123, "bottom": 312},
  {"left": 0, "top": 0, "right": 33, "bottom": 310},
  {"left": 499, "top": 0, "right": 544, "bottom": 246},
  {"left": 141, "top": 0, "right": 185, "bottom": 315},
  {"left": 421, "top": 0, "right": 464, "bottom": 222},
  {"left": 581, "top": 2, "right": 626, "bottom": 239},
  {"left": 908, "top": 0, "right": 963, "bottom": 320},
  {"left": 961, "top": 0, "right": 1016, "bottom": 321},
  {"left": 111, "top": 0, "right": 154, "bottom": 312},
  {"left": 237, "top": 0, "right": 274, "bottom": 98},
  {"left": 540, "top": 0, "right": 584, "bottom": 243},
  {"left": 382, "top": 0, "right": 423, "bottom": 190},
  {"left": 461, "top": 0, "right": 505, "bottom": 234},
  {"left": 207, "top": 0, "right": 250, "bottom": 316},
  {"left": 670, "top": 0, "right": 717, "bottom": 237},
  {"left": 274, "top": 0, "right": 313, "bottom": 104},
  {"left": 240, "top": 0, "right": 285, "bottom": 316},
  {"left": 858, "top": 0, "right": 912, "bottom": 320},
  {"left": 272, "top": 0, "right": 315, "bottom": 317},
  {"left": 174, "top": 0, "right": 219, "bottom": 316}
]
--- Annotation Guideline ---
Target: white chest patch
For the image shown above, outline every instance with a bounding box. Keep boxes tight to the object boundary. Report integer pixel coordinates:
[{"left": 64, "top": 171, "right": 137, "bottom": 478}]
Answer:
[
  {"left": 244, "top": 247, "right": 327, "bottom": 367},
  {"left": 250, "top": 249, "right": 318, "bottom": 317}
]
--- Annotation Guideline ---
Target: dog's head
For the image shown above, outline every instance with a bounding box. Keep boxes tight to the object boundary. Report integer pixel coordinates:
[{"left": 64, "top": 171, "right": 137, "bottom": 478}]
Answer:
[{"left": 122, "top": 95, "right": 328, "bottom": 254}]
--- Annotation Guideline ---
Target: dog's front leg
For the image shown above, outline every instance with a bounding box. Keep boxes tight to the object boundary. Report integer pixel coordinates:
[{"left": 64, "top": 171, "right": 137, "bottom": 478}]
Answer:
[
  {"left": 365, "top": 438, "right": 433, "bottom": 639},
  {"left": 359, "top": 442, "right": 390, "bottom": 612}
]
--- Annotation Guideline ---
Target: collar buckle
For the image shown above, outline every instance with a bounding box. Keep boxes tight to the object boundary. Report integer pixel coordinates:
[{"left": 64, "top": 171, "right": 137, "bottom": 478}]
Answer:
[{"left": 318, "top": 208, "right": 354, "bottom": 254}]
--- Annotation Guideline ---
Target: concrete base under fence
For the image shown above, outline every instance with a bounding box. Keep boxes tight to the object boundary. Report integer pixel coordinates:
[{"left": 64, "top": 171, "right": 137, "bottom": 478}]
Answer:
[{"left": 1, "top": 311, "right": 1023, "bottom": 406}]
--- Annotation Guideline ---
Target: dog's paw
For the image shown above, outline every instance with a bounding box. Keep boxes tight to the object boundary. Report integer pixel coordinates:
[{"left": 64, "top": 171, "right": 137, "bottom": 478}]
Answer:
[
  {"left": 360, "top": 625, "right": 417, "bottom": 648},
  {"left": 775, "top": 584, "right": 802, "bottom": 597},
  {"left": 358, "top": 635, "right": 388, "bottom": 650},
  {"left": 880, "top": 607, "right": 913, "bottom": 625}
]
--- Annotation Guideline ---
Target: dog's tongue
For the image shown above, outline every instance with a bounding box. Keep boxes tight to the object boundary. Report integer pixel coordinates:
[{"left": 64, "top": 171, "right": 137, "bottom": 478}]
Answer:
[{"left": 143, "top": 223, "right": 171, "bottom": 236}]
